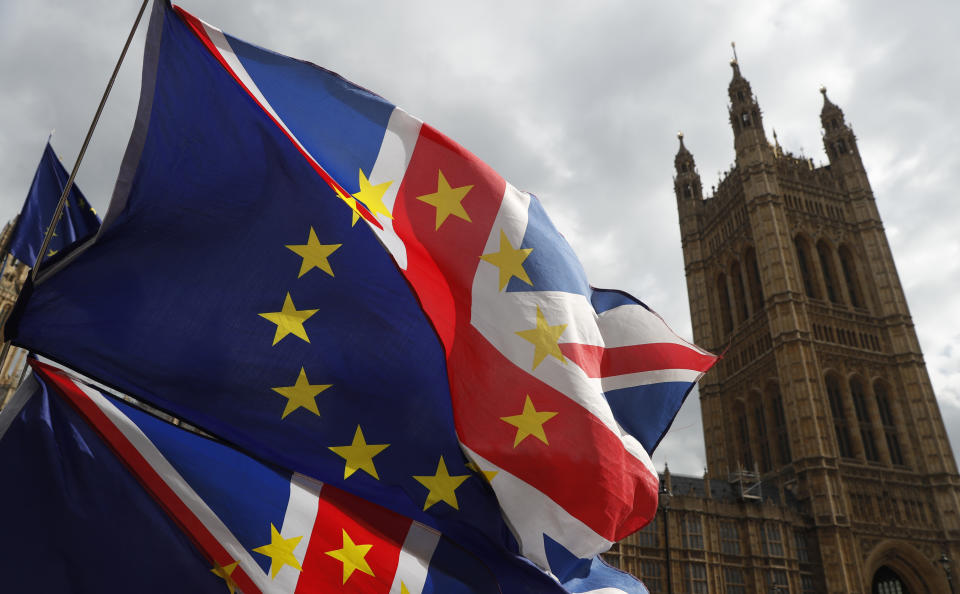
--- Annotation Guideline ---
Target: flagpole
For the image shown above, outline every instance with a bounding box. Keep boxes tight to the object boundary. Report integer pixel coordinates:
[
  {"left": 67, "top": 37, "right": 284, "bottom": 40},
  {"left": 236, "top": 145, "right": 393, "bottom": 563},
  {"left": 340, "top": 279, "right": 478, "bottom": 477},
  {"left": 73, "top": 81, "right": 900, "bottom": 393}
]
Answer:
[
  {"left": 0, "top": 0, "right": 150, "bottom": 406},
  {"left": 31, "top": 0, "right": 150, "bottom": 282}
]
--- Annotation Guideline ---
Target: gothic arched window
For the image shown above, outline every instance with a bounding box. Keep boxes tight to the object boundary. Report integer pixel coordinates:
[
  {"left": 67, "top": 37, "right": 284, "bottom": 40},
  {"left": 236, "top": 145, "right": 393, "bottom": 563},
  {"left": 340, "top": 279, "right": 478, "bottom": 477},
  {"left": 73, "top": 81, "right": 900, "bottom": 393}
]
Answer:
[
  {"left": 734, "top": 401, "right": 753, "bottom": 470},
  {"left": 839, "top": 244, "right": 864, "bottom": 309},
  {"left": 850, "top": 377, "right": 879, "bottom": 462},
  {"left": 816, "top": 240, "right": 840, "bottom": 304},
  {"left": 794, "top": 236, "right": 818, "bottom": 299},
  {"left": 730, "top": 261, "right": 749, "bottom": 322},
  {"left": 717, "top": 273, "right": 733, "bottom": 335},
  {"left": 745, "top": 247, "right": 764, "bottom": 313},
  {"left": 825, "top": 374, "right": 853, "bottom": 458},
  {"left": 875, "top": 381, "right": 905, "bottom": 466},
  {"left": 872, "top": 566, "right": 908, "bottom": 594},
  {"left": 768, "top": 383, "right": 791, "bottom": 466},
  {"left": 753, "top": 391, "right": 772, "bottom": 473}
]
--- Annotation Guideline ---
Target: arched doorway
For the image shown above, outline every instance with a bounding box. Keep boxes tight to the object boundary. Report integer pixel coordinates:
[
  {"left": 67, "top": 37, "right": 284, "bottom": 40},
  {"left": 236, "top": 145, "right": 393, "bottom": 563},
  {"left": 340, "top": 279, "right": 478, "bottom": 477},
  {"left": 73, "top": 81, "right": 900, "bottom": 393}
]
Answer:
[
  {"left": 863, "top": 540, "right": 948, "bottom": 593},
  {"left": 873, "top": 565, "right": 910, "bottom": 594}
]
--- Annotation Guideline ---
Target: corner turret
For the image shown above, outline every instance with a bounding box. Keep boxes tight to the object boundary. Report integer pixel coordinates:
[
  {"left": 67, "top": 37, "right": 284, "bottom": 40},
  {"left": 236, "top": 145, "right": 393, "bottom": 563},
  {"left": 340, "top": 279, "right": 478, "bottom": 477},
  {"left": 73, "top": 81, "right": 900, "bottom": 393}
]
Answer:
[
  {"left": 727, "top": 55, "right": 769, "bottom": 163},
  {"left": 673, "top": 132, "right": 704, "bottom": 241},
  {"left": 820, "top": 86, "right": 861, "bottom": 165},
  {"left": 674, "top": 132, "right": 703, "bottom": 201}
]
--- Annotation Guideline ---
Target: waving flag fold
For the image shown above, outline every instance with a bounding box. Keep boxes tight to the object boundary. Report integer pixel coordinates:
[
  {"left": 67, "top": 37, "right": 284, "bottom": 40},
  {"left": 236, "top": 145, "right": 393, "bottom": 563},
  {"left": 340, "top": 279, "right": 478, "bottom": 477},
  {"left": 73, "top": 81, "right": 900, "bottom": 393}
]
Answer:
[
  {"left": 0, "top": 361, "right": 566, "bottom": 593},
  {"left": 7, "top": 142, "right": 100, "bottom": 267},
  {"left": 5, "top": 0, "right": 713, "bottom": 579}
]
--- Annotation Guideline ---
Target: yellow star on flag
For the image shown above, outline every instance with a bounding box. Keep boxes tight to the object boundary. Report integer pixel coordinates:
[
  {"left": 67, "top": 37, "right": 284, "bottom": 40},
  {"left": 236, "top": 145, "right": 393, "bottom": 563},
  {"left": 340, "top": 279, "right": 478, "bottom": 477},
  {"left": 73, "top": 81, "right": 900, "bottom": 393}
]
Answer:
[
  {"left": 352, "top": 169, "right": 393, "bottom": 220},
  {"left": 465, "top": 461, "right": 499, "bottom": 482},
  {"left": 271, "top": 367, "right": 331, "bottom": 419},
  {"left": 515, "top": 305, "right": 567, "bottom": 370},
  {"left": 329, "top": 425, "right": 390, "bottom": 479},
  {"left": 210, "top": 561, "right": 239, "bottom": 594},
  {"left": 500, "top": 395, "right": 558, "bottom": 447},
  {"left": 258, "top": 293, "right": 319, "bottom": 346},
  {"left": 325, "top": 528, "right": 375, "bottom": 584},
  {"left": 47, "top": 249, "right": 58, "bottom": 258},
  {"left": 401, "top": 583, "right": 411, "bottom": 594},
  {"left": 285, "top": 227, "right": 341, "bottom": 278},
  {"left": 415, "top": 170, "right": 473, "bottom": 230},
  {"left": 252, "top": 523, "right": 303, "bottom": 578},
  {"left": 413, "top": 456, "right": 470, "bottom": 511},
  {"left": 480, "top": 230, "right": 533, "bottom": 291},
  {"left": 335, "top": 185, "right": 364, "bottom": 226}
]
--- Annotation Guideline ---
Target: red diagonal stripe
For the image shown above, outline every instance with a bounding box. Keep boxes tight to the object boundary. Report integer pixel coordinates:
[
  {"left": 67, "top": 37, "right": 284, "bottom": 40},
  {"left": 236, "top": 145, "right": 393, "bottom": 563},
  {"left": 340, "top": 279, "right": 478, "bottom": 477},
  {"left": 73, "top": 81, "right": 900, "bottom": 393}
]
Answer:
[
  {"left": 560, "top": 342, "right": 717, "bottom": 378},
  {"left": 447, "top": 326, "right": 659, "bottom": 540},
  {"left": 296, "top": 484, "right": 410, "bottom": 593},
  {"left": 32, "top": 361, "right": 263, "bottom": 594},
  {"left": 173, "top": 5, "right": 382, "bottom": 230}
]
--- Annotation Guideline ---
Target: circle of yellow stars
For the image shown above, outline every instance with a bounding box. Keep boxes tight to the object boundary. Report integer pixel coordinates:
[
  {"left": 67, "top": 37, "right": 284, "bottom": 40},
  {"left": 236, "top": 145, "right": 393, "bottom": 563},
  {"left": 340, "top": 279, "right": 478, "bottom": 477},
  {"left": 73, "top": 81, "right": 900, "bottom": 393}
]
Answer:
[{"left": 236, "top": 166, "right": 583, "bottom": 592}]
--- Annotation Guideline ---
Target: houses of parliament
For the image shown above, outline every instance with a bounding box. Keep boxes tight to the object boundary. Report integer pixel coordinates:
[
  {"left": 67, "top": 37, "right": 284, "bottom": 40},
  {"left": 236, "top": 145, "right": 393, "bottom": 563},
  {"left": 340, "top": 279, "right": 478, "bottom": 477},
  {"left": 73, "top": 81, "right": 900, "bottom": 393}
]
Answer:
[{"left": 602, "top": 61, "right": 960, "bottom": 593}]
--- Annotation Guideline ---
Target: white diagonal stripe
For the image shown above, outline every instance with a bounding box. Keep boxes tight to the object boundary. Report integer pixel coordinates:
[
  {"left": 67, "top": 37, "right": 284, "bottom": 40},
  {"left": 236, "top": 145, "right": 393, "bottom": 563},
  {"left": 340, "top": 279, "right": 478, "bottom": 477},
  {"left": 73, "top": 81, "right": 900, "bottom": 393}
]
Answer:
[
  {"left": 74, "top": 379, "right": 281, "bottom": 593},
  {"left": 389, "top": 522, "right": 441, "bottom": 594}
]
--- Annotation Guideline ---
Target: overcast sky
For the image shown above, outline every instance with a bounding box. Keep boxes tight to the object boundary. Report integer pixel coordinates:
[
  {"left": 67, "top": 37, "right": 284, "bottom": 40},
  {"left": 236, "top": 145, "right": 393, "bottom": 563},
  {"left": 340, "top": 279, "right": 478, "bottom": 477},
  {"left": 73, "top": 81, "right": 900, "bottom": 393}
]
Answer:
[{"left": 1, "top": 0, "right": 957, "bottom": 477}]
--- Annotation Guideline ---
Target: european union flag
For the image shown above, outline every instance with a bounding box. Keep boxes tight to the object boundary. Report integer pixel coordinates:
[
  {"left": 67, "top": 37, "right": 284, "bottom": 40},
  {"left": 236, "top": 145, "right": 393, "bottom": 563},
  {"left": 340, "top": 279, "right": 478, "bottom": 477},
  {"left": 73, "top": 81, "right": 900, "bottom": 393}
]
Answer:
[{"left": 7, "top": 142, "right": 100, "bottom": 267}]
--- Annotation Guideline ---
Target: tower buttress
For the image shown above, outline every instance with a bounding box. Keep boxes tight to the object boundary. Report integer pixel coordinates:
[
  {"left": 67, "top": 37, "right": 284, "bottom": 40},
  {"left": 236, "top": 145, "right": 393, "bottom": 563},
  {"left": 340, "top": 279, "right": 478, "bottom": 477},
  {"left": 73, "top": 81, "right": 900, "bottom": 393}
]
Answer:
[{"left": 672, "top": 133, "right": 715, "bottom": 398}]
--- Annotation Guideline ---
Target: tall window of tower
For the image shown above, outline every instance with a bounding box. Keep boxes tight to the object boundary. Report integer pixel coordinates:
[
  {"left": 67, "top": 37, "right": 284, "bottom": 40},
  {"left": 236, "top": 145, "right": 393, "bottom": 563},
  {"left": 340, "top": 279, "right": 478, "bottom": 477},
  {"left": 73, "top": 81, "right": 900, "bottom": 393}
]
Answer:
[
  {"left": 794, "top": 236, "right": 818, "bottom": 298},
  {"left": 684, "top": 184, "right": 693, "bottom": 198},
  {"left": 753, "top": 394, "right": 772, "bottom": 473},
  {"left": 745, "top": 247, "right": 764, "bottom": 313},
  {"left": 717, "top": 273, "right": 734, "bottom": 335},
  {"left": 838, "top": 245, "right": 864, "bottom": 309},
  {"left": 875, "top": 381, "right": 906, "bottom": 466},
  {"left": 735, "top": 402, "right": 753, "bottom": 470},
  {"left": 769, "top": 384, "right": 791, "bottom": 466},
  {"left": 850, "top": 377, "right": 879, "bottom": 462},
  {"left": 741, "top": 112, "right": 751, "bottom": 127},
  {"left": 816, "top": 240, "right": 840, "bottom": 304},
  {"left": 730, "top": 261, "right": 749, "bottom": 322},
  {"left": 737, "top": 90, "right": 745, "bottom": 102},
  {"left": 825, "top": 374, "right": 854, "bottom": 458}
]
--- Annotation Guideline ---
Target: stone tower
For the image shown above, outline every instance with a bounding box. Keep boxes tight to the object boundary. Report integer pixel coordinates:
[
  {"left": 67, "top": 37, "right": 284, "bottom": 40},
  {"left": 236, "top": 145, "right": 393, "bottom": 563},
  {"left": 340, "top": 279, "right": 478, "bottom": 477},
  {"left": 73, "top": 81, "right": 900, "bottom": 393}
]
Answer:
[{"left": 675, "top": 59, "right": 960, "bottom": 592}]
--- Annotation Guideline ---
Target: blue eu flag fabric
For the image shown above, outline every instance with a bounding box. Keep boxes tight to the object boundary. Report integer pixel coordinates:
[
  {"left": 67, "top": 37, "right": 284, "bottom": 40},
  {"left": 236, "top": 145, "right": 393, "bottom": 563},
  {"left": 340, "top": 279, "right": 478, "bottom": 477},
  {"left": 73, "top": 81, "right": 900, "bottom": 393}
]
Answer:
[
  {"left": 0, "top": 372, "right": 226, "bottom": 592},
  {"left": 7, "top": 142, "right": 101, "bottom": 267}
]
